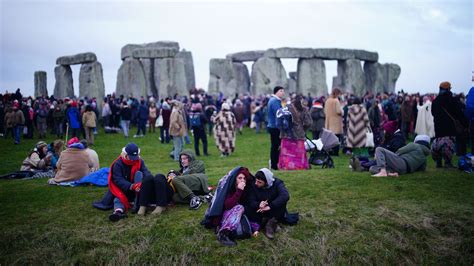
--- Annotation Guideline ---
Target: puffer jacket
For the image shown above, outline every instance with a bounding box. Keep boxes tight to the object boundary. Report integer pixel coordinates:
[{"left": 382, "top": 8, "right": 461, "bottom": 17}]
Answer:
[{"left": 397, "top": 142, "right": 430, "bottom": 172}]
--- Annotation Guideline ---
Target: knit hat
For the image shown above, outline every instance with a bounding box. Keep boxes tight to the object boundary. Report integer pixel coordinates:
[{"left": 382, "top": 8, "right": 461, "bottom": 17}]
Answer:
[
  {"left": 383, "top": 121, "right": 398, "bottom": 135},
  {"left": 67, "top": 137, "right": 79, "bottom": 147},
  {"left": 414, "top": 134, "right": 430, "bottom": 144},
  {"left": 439, "top": 81, "right": 451, "bottom": 90},
  {"left": 35, "top": 141, "right": 48, "bottom": 150}
]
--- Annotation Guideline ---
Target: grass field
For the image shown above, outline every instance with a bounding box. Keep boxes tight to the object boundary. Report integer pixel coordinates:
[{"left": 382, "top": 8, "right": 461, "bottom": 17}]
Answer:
[{"left": 0, "top": 128, "right": 473, "bottom": 264}]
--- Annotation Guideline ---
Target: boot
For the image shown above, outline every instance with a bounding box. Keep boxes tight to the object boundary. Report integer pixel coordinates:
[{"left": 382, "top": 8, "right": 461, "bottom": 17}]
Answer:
[
  {"left": 217, "top": 230, "right": 236, "bottom": 246},
  {"left": 137, "top": 206, "right": 147, "bottom": 215},
  {"left": 151, "top": 206, "right": 166, "bottom": 215},
  {"left": 265, "top": 217, "right": 277, "bottom": 239}
]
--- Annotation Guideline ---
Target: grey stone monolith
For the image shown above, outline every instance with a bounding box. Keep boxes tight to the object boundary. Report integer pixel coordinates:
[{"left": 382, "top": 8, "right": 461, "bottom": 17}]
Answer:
[
  {"left": 232, "top": 62, "right": 250, "bottom": 95},
  {"left": 154, "top": 57, "right": 188, "bottom": 99},
  {"left": 264, "top": 47, "right": 314, "bottom": 58},
  {"left": 132, "top": 47, "right": 178, "bottom": 59},
  {"left": 364, "top": 62, "right": 385, "bottom": 94},
  {"left": 226, "top": 51, "right": 265, "bottom": 62},
  {"left": 34, "top": 71, "right": 48, "bottom": 98},
  {"left": 79, "top": 61, "right": 105, "bottom": 103},
  {"left": 384, "top": 63, "right": 401, "bottom": 93},
  {"left": 175, "top": 50, "right": 196, "bottom": 92},
  {"left": 251, "top": 57, "right": 288, "bottom": 96},
  {"left": 207, "top": 59, "right": 235, "bottom": 96},
  {"left": 121, "top": 41, "right": 180, "bottom": 60},
  {"left": 56, "top": 52, "right": 97, "bottom": 65},
  {"left": 297, "top": 58, "right": 328, "bottom": 96},
  {"left": 116, "top": 58, "right": 147, "bottom": 98},
  {"left": 332, "top": 59, "right": 366, "bottom": 96},
  {"left": 53, "top": 65, "right": 74, "bottom": 99}
]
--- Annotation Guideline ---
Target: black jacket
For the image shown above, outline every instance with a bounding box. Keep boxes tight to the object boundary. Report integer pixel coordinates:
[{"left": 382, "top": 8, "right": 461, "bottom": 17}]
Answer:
[
  {"left": 432, "top": 90, "right": 466, "bottom": 137},
  {"left": 247, "top": 178, "right": 289, "bottom": 211},
  {"left": 111, "top": 158, "right": 151, "bottom": 200}
]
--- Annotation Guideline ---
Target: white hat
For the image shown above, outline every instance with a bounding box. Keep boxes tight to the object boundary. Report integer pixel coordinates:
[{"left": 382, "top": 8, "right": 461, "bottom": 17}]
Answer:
[{"left": 414, "top": 135, "right": 430, "bottom": 144}]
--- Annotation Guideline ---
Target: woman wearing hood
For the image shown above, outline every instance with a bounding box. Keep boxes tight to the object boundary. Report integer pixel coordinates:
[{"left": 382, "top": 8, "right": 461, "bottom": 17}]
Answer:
[
  {"left": 247, "top": 168, "right": 290, "bottom": 240},
  {"left": 211, "top": 102, "right": 236, "bottom": 157}
]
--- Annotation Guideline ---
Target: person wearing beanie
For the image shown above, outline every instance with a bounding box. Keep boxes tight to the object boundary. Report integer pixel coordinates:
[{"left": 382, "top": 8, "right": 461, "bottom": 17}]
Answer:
[
  {"left": 247, "top": 168, "right": 290, "bottom": 239},
  {"left": 20, "top": 141, "right": 51, "bottom": 171},
  {"left": 370, "top": 134, "right": 431, "bottom": 177},
  {"left": 431, "top": 81, "right": 468, "bottom": 168},
  {"left": 267, "top": 86, "right": 285, "bottom": 170}
]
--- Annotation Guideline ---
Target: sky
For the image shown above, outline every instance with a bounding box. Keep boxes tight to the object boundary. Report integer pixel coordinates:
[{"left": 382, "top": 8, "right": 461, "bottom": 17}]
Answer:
[{"left": 0, "top": 0, "right": 472, "bottom": 97}]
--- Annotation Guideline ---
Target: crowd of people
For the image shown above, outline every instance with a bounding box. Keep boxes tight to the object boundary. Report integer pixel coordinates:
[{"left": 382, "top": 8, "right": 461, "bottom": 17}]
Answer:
[{"left": 1, "top": 81, "right": 472, "bottom": 246}]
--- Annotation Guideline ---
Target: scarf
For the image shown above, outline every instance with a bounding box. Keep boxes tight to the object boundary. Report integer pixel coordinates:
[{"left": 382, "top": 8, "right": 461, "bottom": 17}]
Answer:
[{"left": 108, "top": 156, "right": 141, "bottom": 211}]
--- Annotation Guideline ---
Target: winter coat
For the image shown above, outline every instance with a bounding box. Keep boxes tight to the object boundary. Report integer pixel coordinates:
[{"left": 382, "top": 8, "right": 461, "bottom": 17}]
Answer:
[
  {"left": 397, "top": 142, "right": 430, "bottom": 173},
  {"left": 110, "top": 158, "right": 152, "bottom": 202},
  {"left": 66, "top": 107, "right": 81, "bottom": 129},
  {"left": 415, "top": 101, "right": 435, "bottom": 138},
  {"left": 212, "top": 110, "right": 236, "bottom": 154},
  {"left": 324, "top": 97, "right": 343, "bottom": 134},
  {"left": 346, "top": 104, "right": 369, "bottom": 148},
  {"left": 267, "top": 96, "right": 282, "bottom": 129},
  {"left": 138, "top": 104, "right": 149, "bottom": 120},
  {"left": 400, "top": 101, "right": 413, "bottom": 122},
  {"left": 82, "top": 111, "right": 97, "bottom": 128},
  {"left": 247, "top": 170, "right": 289, "bottom": 212},
  {"left": 382, "top": 131, "right": 406, "bottom": 153},
  {"left": 4, "top": 111, "right": 14, "bottom": 128},
  {"left": 309, "top": 105, "right": 325, "bottom": 132},
  {"left": 432, "top": 90, "right": 467, "bottom": 137},
  {"left": 53, "top": 147, "right": 93, "bottom": 183},
  {"left": 169, "top": 102, "right": 187, "bottom": 137},
  {"left": 20, "top": 151, "right": 48, "bottom": 171},
  {"left": 368, "top": 104, "right": 381, "bottom": 129},
  {"left": 175, "top": 150, "right": 209, "bottom": 194},
  {"left": 233, "top": 105, "right": 245, "bottom": 123},
  {"left": 161, "top": 107, "right": 172, "bottom": 129},
  {"left": 120, "top": 106, "right": 132, "bottom": 121},
  {"left": 13, "top": 109, "right": 25, "bottom": 126},
  {"left": 280, "top": 104, "right": 312, "bottom": 140}
]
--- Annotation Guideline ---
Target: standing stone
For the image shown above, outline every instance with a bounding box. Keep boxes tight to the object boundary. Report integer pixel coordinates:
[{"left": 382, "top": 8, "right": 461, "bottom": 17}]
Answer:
[
  {"left": 34, "top": 71, "right": 48, "bottom": 98},
  {"left": 332, "top": 59, "right": 366, "bottom": 97},
  {"left": 207, "top": 59, "right": 235, "bottom": 97},
  {"left": 154, "top": 57, "right": 188, "bottom": 99},
  {"left": 141, "top": 59, "right": 158, "bottom": 96},
  {"left": 288, "top": 78, "right": 297, "bottom": 93},
  {"left": 384, "top": 63, "right": 401, "bottom": 93},
  {"left": 79, "top": 61, "right": 105, "bottom": 104},
  {"left": 251, "top": 57, "right": 288, "bottom": 96},
  {"left": 232, "top": 62, "right": 250, "bottom": 95},
  {"left": 364, "top": 62, "right": 385, "bottom": 94},
  {"left": 175, "top": 50, "right": 196, "bottom": 92},
  {"left": 53, "top": 65, "right": 74, "bottom": 99},
  {"left": 116, "top": 58, "right": 147, "bottom": 98},
  {"left": 297, "top": 59, "right": 328, "bottom": 96},
  {"left": 56, "top": 52, "right": 97, "bottom": 65},
  {"left": 121, "top": 41, "right": 180, "bottom": 60}
]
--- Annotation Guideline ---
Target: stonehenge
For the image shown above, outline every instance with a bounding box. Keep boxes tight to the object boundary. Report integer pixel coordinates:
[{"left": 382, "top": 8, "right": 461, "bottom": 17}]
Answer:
[
  {"left": 53, "top": 52, "right": 105, "bottom": 103},
  {"left": 210, "top": 47, "right": 400, "bottom": 97},
  {"left": 116, "top": 41, "right": 195, "bottom": 99},
  {"left": 34, "top": 71, "right": 48, "bottom": 98}
]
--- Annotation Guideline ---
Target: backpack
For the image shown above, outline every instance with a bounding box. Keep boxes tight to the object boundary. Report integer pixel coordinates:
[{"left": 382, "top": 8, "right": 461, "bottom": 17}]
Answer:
[
  {"left": 190, "top": 113, "right": 202, "bottom": 127},
  {"left": 276, "top": 106, "right": 293, "bottom": 132}
]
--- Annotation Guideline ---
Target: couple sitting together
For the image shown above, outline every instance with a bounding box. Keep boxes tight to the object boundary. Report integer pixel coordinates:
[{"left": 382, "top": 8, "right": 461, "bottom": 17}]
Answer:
[
  {"left": 93, "top": 143, "right": 211, "bottom": 221},
  {"left": 201, "top": 166, "right": 293, "bottom": 246}
]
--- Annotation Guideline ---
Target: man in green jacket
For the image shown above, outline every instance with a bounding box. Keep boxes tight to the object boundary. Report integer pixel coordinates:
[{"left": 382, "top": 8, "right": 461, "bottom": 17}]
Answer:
[
  {"left": 370, "top": 135, "right": 431, "bottom": 177},
  {"left": 171, "top": 150, "right": 210, "bottom": 209}
]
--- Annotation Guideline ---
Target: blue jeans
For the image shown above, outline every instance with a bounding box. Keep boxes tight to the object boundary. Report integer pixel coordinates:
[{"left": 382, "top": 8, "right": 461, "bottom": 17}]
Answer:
[
  {"left": 14, "top": 125, "right": 23, "bottom": 144},
  {"left": 113, "top": 171, "right": 143, "bottom": 212},
  {"left": 121, "top": 120, "right": 130, "bottom": 137},
  {"left": 173, "top": 136, "right": 184, "bottom": 161}
]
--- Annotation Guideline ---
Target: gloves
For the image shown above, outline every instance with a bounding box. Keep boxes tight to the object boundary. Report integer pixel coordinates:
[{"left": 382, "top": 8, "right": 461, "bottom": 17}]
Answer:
[{"left": 131, "top": 182, "right": 142, "bottom": 192}]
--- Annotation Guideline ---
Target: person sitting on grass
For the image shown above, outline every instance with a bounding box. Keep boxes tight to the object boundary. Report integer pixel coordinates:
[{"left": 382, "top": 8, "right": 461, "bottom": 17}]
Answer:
[
  {"left": 246, "top": 168, "right": 290, "bottom": 240},
  {"left": 370, "top": 135, "right": 431, "bottom": 177},
  {"left": 48, "top": 137, "right": 94, "bottom": 184},
  {"left": 80, "top": 139, "right": 100, "bottom": 172},
  {"left": 171, "top": 150, "right": 210, "bottom": 210},
  {"left": 108, "top": 143, "right": 152, "bottom": 222},
  {"left": 202, "top": 167, "right": 257, "bottom": 246},
  {"left": 20, "top": 141, "right": 52, "bottom": 172}
]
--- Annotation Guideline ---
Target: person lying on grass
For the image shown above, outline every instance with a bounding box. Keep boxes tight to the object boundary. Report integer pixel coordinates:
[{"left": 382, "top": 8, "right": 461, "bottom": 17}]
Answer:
[
  {"left": 201, "top": 167, "right": 260, "bottom": 246},
  {"left": 247, "top": 168, "right": 290, "bottom": 240},
  {"left": 370, "top": 135, "right": 431, "bottom": 177},
  {"left": 135, "top": 170, "right": 176, "bottom": 216},
  {"left": 170, "top": 150, "right": 211, "bottom": 210},
  {"left": 108, "top": 142, "right": 152, "bottom": 222}
]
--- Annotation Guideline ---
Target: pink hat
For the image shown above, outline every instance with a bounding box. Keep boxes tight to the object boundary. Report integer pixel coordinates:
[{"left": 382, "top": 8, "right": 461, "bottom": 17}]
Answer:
[{"left": 383, "top": 121, "right": 398, "bottom": 135}]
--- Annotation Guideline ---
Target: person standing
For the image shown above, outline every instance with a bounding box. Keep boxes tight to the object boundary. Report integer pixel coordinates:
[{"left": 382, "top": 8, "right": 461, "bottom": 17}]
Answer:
[
  {"left": 134, "top": 99, "right": 148, "bottom": 138},
  {"left": 66, "top": 101, "right": 81, "bottom": 138},
  {"left": 415, "top": 96, "right": 435, "bottom": 138},
  {"left": 431, "top": 81, "right": 467, "bottom": 168},
  {"left": 189, "top": 103, "right": 209, "bottom": 156},
  {"left": 36, "top": 102, "right": 48, "bottom": 139},
  {"left": 267, "top": 86, "right": 285, "bottom": 170},
  {"left": 160, "top": 98, "right": 172, "bottom": 143},
  {"left": 12, "top": 103, "right": 25, "bottom": 144},
  {"left": 169, "top": 100, "right": 187, "bottom": 161},
  {"left": 346, "top": 97, "right": 370, "bottom": 156},
  {"left": 212, "top": 102, "right": 236, "bottom": 157},
  {"left": 324, "top": 88, "right": 343, "bottom": 155},
  {"left": 82, "top": 105, "right": 97, "bottom": 146},
  {"left": 309, "top": 99, "right": 325, "bottom": 140},
  {"left": 148, "top": 102, "right": 158, "bottom": 133},
  {"left": 120, "top": 101, "right": 132, "bottom": 138}
]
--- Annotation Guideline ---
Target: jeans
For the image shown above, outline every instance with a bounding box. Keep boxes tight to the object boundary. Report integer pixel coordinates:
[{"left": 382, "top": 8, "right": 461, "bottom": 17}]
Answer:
[
  {"left": 193, "top": 127, "right": 208, "bottom": 156},
  {"left": 160, "top": 127, "right": 170, "bottom": 143},
  {"left": 136, "top": 119, "right": 146, "bottom": 136},
  {"left": 121, "top": 120, "right": 130, "bottom": 137},
  {"left": 13, "top": 125, "right": 23, "bottom": 144},
  {"left": 268, "top": 127, "right": 281, "bottom": 170},
  {"left": 172, "top": 136, "right": 184, "bottom": 161},
  {"left": 113, "top": 171, "right": 143, "bottom": 212}
]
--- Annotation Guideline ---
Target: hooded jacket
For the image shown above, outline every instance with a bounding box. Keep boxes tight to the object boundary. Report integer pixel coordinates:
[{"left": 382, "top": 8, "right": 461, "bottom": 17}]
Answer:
[
  {"left": 397, "top": 142, "right": 430, "bottom": 172},
  {"left": 248, "top": 168, "right": 289, "bottom": 212}
]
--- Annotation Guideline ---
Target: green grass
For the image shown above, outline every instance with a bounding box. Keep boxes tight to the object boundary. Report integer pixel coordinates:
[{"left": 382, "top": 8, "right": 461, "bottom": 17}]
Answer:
[{"left": 0, "top": 128, "right": 473, "bottom": 264}]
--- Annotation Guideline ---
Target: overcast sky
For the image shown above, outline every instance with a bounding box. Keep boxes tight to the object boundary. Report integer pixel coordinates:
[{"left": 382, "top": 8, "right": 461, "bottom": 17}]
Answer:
[{"left": 0, "top": 0, "right": 472, "bottom": 97}]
